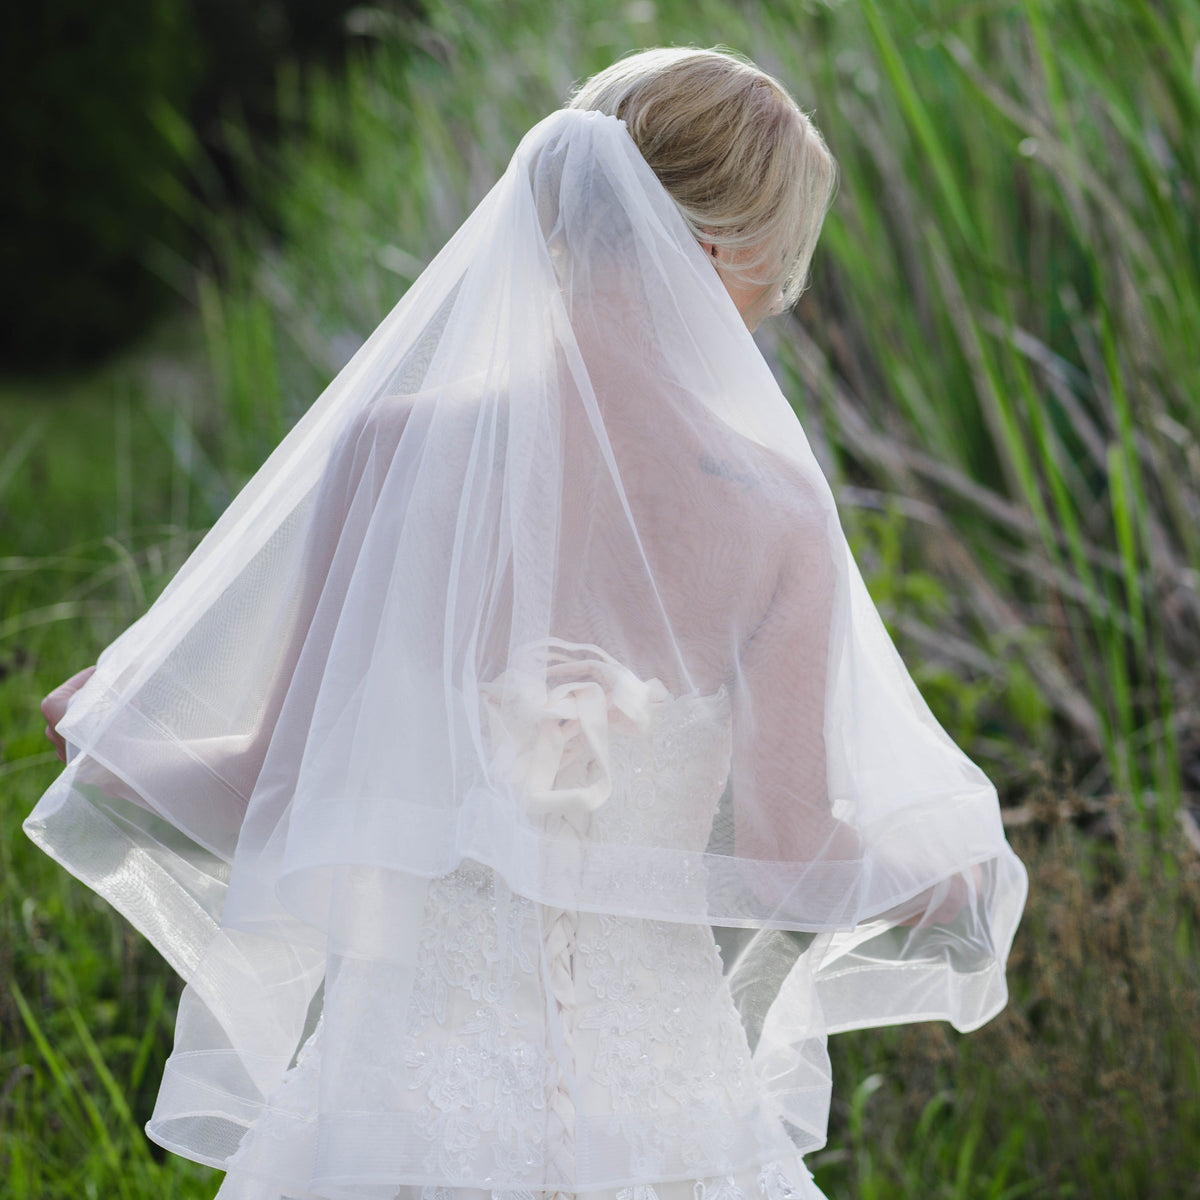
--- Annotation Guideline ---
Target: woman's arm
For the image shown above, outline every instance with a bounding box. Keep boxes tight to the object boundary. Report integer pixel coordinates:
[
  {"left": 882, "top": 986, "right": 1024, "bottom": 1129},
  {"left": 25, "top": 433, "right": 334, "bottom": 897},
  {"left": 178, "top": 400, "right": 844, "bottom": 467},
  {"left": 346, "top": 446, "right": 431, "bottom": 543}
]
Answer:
[
  {"left": 730, "top": 520, "right": 856, "bottom": 865},
  {"left": 39, "top": 395, "right": 419, "bottom": 812},
  {"left": 42, "top": 665, "right": 97, "bottom": 762},
  {"left": 731, "top": 520, "right": 979, "bottom": 929}
]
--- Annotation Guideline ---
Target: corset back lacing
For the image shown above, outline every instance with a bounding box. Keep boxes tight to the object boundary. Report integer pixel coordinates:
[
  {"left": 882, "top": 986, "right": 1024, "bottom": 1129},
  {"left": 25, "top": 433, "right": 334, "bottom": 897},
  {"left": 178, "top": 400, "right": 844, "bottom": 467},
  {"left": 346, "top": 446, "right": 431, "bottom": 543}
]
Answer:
[{"left": 543, "top": 808, "right": 589, "bottom": 1200}]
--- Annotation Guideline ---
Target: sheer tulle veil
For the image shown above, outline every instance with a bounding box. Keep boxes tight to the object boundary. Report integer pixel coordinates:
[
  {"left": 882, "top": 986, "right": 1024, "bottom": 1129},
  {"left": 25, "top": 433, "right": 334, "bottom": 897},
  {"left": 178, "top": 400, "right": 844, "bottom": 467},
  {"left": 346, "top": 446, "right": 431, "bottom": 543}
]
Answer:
[{"left": 25, "top": 106, "right": 1027, "bottom": 1183}]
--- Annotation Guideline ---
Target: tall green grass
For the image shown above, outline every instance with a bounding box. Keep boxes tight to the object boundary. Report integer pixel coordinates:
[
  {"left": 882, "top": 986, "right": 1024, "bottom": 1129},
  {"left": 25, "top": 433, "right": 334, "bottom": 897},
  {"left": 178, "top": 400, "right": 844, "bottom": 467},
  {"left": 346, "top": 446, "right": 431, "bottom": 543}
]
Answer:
[
  {"left": 3, "top": 0, "right": 1199, "bottom": 1195},
  {"left": 187, "top": 0, "right": 1200, "bottom": 818},
  {"left": 0, "top": 359, "right": 219, "bottom": 1197},
  {"left": 783, "top": 0, "right": 1200, "bottom": 828}
]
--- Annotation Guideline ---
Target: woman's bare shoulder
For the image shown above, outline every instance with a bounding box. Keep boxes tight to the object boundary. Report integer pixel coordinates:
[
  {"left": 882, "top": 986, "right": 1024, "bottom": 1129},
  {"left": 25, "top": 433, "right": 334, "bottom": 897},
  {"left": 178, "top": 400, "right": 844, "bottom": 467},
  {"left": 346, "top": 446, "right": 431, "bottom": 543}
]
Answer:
[{"left": 336, "top": 393, "right": 421, "bottom": 455}]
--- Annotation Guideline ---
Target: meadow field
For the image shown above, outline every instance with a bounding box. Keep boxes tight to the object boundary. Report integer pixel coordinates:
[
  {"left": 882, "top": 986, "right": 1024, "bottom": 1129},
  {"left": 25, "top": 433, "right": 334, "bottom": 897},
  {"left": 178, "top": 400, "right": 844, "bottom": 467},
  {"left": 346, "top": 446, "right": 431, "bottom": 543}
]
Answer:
[{"left": 3, "top": 1, "right": 1199, "bottom": 1195}]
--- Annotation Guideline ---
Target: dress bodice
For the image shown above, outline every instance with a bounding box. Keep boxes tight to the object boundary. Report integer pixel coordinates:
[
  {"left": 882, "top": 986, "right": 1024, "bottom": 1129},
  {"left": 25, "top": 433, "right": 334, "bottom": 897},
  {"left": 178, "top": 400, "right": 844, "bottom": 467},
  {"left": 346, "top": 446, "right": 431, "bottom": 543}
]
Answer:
[
  {"left": 585, "top": 687, "right": 732, "bottom": 853},
  {"left": 478, "top": 638, "right": 733, "bottom": 851}
]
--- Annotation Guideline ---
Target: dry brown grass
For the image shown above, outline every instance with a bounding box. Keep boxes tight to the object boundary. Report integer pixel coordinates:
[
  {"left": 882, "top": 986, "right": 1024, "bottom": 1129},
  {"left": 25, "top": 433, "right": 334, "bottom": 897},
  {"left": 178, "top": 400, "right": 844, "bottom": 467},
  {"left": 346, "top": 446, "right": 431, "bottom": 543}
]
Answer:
[{"left": 821, "top": 775, "right": 1200, "bottom": 1197}]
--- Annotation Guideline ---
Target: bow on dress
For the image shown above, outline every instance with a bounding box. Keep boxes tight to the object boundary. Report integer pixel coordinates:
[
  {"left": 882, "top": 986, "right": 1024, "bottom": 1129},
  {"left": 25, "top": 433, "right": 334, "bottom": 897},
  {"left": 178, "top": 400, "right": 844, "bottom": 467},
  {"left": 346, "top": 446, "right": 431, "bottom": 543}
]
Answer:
[{"left": 479, "top": 639, "right": 671, "bottom": 818}]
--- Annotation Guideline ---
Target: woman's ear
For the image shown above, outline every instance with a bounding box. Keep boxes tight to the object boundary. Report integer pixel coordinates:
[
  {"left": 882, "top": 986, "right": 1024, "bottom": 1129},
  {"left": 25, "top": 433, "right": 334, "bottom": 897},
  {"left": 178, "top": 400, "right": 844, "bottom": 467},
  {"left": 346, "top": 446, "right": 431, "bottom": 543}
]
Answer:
[{"left": 698, "top": 240, "right": 719, "bottom": 260}]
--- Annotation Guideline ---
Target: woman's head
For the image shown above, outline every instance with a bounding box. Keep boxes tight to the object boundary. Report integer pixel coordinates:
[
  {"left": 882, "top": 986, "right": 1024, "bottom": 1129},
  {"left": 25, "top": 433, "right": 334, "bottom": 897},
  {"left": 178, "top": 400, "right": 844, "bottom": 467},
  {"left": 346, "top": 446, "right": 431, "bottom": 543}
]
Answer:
[{"left": 568, "top": 47, "right": 837, "bottom": 329}]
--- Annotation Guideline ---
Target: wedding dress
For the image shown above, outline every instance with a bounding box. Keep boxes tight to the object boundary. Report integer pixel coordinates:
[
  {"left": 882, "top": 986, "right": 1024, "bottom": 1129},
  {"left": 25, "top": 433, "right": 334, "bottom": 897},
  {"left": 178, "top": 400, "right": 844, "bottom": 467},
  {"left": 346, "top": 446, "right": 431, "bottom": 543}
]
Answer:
[
  {"left": 24, "top": 107, "right": 1027, "bottom": 1200},
  {"left": 213, "top": 676, "right": 833, "bottom": 1200}
]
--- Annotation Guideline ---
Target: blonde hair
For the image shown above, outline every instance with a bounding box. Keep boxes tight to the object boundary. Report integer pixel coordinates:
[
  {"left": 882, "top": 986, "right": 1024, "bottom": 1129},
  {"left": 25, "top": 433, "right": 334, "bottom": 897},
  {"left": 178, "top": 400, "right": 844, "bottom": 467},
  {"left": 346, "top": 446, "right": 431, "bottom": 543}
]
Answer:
[{"left": 568, "top": 47, "right": 837, "bottom": 317}]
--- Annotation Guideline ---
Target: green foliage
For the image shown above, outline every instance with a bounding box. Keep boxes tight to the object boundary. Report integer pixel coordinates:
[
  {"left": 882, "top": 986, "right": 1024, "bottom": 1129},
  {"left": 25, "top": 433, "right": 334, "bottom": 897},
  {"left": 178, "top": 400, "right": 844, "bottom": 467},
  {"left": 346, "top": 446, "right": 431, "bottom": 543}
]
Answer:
[
  {"left": 776, "top": 0, "right": 1200, "bottom": 821},
  {"left": 0, "top": 349, "right": 218, "bottom": 1198},
  {"left": 845, "top": 500, "right": 1055, "bottom": 784}
]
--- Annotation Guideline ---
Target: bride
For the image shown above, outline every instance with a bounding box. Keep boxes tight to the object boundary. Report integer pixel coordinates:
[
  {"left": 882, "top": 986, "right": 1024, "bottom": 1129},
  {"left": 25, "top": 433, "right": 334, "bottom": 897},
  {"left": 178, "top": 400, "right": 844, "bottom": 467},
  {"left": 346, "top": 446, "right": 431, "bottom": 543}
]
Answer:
[{"left": 31, "top": 47, "right": 1026, "bottom": 1200}]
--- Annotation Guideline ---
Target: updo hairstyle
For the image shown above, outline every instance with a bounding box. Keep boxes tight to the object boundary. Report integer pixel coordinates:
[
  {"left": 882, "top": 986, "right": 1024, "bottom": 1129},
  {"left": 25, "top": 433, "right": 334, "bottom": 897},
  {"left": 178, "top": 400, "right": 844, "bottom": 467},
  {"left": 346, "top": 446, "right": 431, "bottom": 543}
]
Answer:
[{"left": 568, "top": 47, "right": 837, "bottom": 316}]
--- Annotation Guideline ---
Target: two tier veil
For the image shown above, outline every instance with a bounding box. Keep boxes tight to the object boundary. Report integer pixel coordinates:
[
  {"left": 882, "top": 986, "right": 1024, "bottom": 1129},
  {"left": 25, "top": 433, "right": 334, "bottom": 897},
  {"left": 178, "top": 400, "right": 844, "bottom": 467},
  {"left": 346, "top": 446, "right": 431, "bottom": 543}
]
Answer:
[{"left": 25, "top": 108, "right": 1027, "bottom": 1185}]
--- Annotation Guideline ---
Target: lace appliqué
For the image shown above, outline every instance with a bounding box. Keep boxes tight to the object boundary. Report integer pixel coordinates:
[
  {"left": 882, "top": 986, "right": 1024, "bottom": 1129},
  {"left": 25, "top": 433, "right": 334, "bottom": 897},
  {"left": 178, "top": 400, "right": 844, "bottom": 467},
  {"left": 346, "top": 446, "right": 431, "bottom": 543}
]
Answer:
[
  {"left": 610, "top": 1163, "right": 801, "bottom": 1200},
  {"left": 696, "top": 1178, "right": 751, "bottom": 1200},
  {"left": 757, "top": 1161, "right": 801, "bottom": 1200},
  {"left": 403, "top": 864, "right": 551, "bottom": 1182},
  {"left": 588, "top": 687, "right": 731, "bottom": 851},
  {"left": 574, "top": 911, "right": 762, "bottom": 1177}
]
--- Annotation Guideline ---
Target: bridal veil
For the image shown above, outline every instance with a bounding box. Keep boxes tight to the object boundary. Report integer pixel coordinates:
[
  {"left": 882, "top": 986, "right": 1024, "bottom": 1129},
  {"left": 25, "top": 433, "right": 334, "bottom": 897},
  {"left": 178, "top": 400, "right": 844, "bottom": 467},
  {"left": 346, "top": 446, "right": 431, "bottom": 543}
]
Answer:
[{"left": 25, "top": 105, "right": 1027, "bottom": 1186}]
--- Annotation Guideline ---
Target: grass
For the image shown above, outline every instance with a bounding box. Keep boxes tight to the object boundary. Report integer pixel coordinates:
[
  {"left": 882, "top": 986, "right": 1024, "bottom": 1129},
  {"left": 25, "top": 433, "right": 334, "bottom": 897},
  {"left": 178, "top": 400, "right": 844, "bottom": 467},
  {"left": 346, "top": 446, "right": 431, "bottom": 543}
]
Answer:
[
  {"left": 0, "top": 351, "right": 219, "bottom": 1197},
  {"left": 2, "top": 0, "right": 1199, "bottom": 1195},
  {"left": 818, "top": 810, "right": 1200, "bottom": 1198}
]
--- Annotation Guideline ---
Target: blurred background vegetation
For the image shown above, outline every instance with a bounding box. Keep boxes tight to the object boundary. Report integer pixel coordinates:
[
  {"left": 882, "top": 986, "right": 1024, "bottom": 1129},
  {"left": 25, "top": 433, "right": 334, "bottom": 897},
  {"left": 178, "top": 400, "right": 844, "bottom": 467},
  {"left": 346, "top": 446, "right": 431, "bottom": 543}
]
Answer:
[{"left": 2, "top": 0, "right": 1199, "bottom": 1196}]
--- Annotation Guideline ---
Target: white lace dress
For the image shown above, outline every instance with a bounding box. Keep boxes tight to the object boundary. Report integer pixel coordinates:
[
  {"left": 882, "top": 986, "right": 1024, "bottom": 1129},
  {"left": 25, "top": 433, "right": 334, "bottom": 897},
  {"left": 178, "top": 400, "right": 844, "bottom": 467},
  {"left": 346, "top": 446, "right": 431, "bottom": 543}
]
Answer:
[{"left": 213, "top": 683, "right": 827, "bottom": 1200}]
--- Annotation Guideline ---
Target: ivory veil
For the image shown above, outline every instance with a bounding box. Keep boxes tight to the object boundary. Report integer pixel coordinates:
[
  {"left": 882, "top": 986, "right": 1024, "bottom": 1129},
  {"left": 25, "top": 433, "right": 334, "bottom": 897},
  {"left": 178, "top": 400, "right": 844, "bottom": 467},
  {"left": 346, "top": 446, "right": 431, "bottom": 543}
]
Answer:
[{"left": 25, "top": 107, "right": 1027, "bottom": 1194}]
